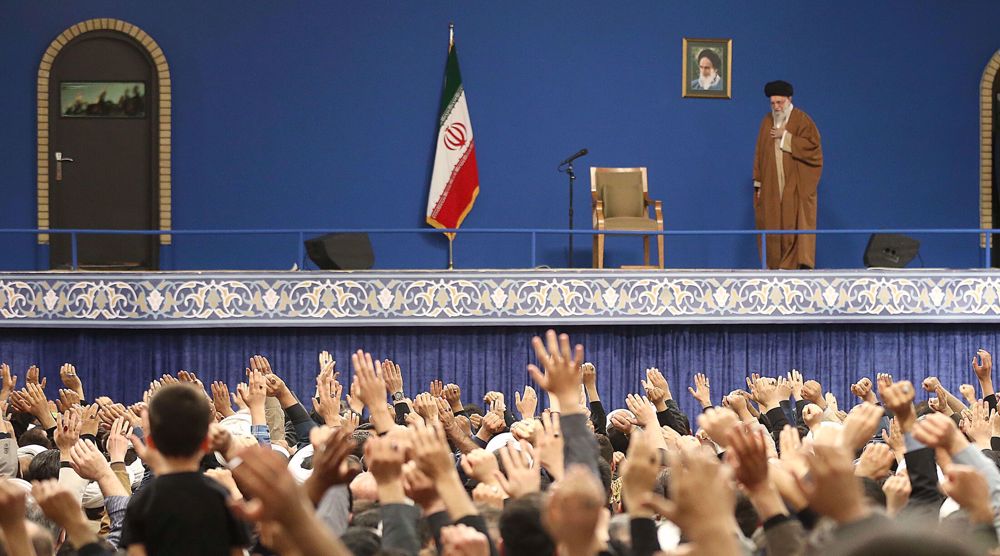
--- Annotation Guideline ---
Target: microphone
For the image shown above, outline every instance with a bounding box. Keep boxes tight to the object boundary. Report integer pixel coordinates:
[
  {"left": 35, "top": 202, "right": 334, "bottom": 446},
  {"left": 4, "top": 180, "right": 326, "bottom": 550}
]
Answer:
[{"left": 558, "top": 148, "right": 589, "bottom": 166}]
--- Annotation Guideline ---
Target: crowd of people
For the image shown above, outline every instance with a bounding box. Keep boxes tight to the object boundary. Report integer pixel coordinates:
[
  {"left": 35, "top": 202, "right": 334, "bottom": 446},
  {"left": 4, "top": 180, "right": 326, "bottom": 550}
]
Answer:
[{"left": 1, "top": 330, "right": 1000, "bottom": 555}]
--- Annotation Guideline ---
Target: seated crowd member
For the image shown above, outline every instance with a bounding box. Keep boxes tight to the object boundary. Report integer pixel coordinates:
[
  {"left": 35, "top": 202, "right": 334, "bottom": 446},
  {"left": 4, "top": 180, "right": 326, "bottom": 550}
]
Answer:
[{"left": 1, "top": 340, "right": 1000, "bottom": 554}]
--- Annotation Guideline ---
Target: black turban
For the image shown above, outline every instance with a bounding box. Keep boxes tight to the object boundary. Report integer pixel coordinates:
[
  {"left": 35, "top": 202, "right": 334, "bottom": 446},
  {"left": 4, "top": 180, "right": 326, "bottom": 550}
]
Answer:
[{"left": 764, "top": 80, "right": 793, "bottom": 97}]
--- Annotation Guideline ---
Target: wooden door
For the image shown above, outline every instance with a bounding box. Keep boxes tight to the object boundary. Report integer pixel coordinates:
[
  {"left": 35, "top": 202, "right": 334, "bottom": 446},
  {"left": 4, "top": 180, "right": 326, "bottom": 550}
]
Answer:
[{"left": 49, "top": 30, "right": 158, "bottom": 270}]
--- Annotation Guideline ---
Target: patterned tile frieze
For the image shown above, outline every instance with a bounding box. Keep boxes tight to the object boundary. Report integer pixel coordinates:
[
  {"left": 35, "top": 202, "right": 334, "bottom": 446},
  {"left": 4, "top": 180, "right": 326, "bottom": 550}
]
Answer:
[{"left": 1, "top": 270, "right": 1000, "bottom": 327}]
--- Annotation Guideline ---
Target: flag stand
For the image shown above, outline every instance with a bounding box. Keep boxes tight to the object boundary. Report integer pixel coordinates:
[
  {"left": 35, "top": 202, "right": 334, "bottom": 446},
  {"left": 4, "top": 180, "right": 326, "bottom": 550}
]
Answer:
[{"left": 447, "top": 234, "right": 455, "bottom": 270}]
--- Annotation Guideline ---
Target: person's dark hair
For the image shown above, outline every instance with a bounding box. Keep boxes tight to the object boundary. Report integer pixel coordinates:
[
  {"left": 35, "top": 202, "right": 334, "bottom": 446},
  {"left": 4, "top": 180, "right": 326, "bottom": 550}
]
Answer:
[
  {"left": 340, "top": 527, "right": 381, "bottom": 556},
  {"left": 17, "top": 428, "right": 52, "bottom": 449},
  {"left": 825, "top": 527, "right": 981, "bottom": 556},
  {"left": 733, "top": 492, "right": 759, "bottom": 538},
  {"left": 148, "top": 383, "right": 212, "bottom": 458},
  {"left": 596, "top": 434, "right": 613, "bottom": 465},
  {"left": 597, "top": 458, "right": 613, "bottom": 505},
  {"left": 464, "top": 403, "right": 484, "bottom": 417},
  {"left": 352, "top": 508, "right": 382, "bottom": 530},
  {"left": 26, "top": 449, "right": 61, "bottom": 482},
  {"left": 352, "top": 431, "right": 372, "bottom": 462},
  {"left": 981, "top": 449, "right": 1000, "bottom": 470},
  {"left": 859, "top": 476, "right": 886, "bottom": 507},
  {"left": 697, "top": 48, "right": 721, "bottom": 70},
  {"left": 499, "top": 493, "right": 554, "bottom": 556}
]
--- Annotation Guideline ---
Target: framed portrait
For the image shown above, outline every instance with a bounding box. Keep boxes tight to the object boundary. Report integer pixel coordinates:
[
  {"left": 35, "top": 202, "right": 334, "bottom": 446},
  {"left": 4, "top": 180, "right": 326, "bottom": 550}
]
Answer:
[{"left": 682, "top": 38, "right": 732, "bottom": 99}]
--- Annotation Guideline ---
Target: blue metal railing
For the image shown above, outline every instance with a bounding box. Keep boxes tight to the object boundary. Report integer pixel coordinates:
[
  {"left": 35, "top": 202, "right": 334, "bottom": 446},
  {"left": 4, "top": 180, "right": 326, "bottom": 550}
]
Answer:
[{"left": 0, "top": 227, "right": 995, "bottom": 270}]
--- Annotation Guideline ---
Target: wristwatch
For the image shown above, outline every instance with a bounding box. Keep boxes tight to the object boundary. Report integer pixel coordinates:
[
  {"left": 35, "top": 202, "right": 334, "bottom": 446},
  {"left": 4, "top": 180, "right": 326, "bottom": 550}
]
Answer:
[{"left": 391, "top": 391, "right": 405, "bottom": 403}]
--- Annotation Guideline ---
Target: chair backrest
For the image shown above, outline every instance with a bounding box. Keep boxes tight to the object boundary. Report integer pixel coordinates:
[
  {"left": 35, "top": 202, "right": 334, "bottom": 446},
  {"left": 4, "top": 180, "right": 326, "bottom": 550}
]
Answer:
[{"left": 590, "top": 167, "right": 648, "bottom": 219}]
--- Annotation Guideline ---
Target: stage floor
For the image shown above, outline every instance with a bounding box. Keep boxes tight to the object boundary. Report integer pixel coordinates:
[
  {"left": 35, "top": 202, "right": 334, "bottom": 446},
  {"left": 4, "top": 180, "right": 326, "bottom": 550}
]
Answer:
[{"left": 1, "top": 268, "right": 999, "bottom": 327}]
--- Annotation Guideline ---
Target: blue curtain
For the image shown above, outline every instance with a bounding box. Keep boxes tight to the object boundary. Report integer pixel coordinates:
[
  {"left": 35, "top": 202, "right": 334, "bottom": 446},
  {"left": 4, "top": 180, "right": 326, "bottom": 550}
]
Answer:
[{"left": 1, "top": 324, "right": 999, "bottom": 419}]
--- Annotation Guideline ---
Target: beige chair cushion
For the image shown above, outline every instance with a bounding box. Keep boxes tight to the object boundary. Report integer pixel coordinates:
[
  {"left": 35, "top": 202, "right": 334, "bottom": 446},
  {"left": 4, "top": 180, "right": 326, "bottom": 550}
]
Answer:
[
  {"left": 598, "top": 174, "right": 644, "bottom": 218},
  {"left": 603, "top": 216, "right": 659, "bottom": 231}
]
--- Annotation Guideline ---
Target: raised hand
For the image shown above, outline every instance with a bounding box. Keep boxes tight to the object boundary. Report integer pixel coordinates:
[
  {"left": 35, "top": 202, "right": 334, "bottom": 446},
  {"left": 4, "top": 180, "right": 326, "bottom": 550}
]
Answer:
[
  {"left": 959, "top": 383, "right": 978, "bottom": 405},
  {"left": 26, "top": 364, "right": 46, "bottom": 388},
  {"left": 941, "top": 465, "right": 995, "bottom": 524},
  {"left": 493, "top": 442, "right": 540, "bottom": 499},
  {"left": 31, "top": 479, "right": 98, "bottom": 549},
  {"left": 639, "top": 444, "right": 738, "bottom": 553},
  {"left": 726, "top": 422, "right": 769, "bottom": 491},
  {"left": 850, "top": 377, "right": 876, "bottom": 403},
  {"left": 365, "top": 435, "right": 407, "bottom": 486},
  {"left": 839, "top": 403, "right": 884, "bottom": 451},
  {"left": 412, "top": 421, "right": 458, "bottom": 482},
  {"left": 854, "top": 443, "right": 894, "bottom": 479},
  {"left": 22, "top": 382, "right": 56, "bottom": 428},
  {"left": 688, "top": 372, "right": 712, "bottom": 408},
  {"left": 882, "top": 474, "right": 911, "bottom": 517},
  {"left": 351, "top": 350, "right": 387, "bottom": 407},
  {"left": 913, "top": 412, "right": 968, "bottom": 455},
  {"left": 54, "top": 409, "right": 82, "bottom": 452},
  {"left": 960, "top": 400, "right": 992, "bottom": 449},
  {"left": 211, "top": 381, "right": 235, "bottom": 417},
  {"left": 56, "top": 388, "right": 82, "bottom": 413},
  {"left": 620, "top": 427, "right": 661, "bottom": 517},
  {"left": 249, "top": 354, "right": 274, "bottom": 376},
  {"left": 972, "top": 349, "right": 994, "bottom": 396},
  {"left": 754, "top": 376, "right": 782, "bottom": 410},
  {"left": 414, "top": 392, "right": 440, "bottom": 423},
  {"left": 382, "top": 359, "right": 403, "bottom": 396},
  {"left": 921, "top": 376, "right": 941, "bottom": 393},
  {"left": 787, "top": 369, "right": 804, "bottom": 400},
  {"left": 800, "top": 380, "right": 826, "bottom": 408},
  {"left": 536, "top": 411, "right": 564, "bottom": 480},
  {"left": 697, "top": 407, "right": 739, "bottom": 448},
  {"left": 881, "top": 380, "right": 916, "bottom": 432},
  {"left": 881, "top": 418, "right": 905, "bottom": 461},
  {"left": 443, "top": 383, "right": 463, "bottom": 412},
  {"left": 428, "top": 379, "right": 444, "bottom": 399},
  {"left": 107, "top": 416, "right": 132, "bottom": 463},
  {"left": 625, "top": 393, "right": 657, "bottom": 428},
  {"left": 527, "top": 330, "right": 585, "bottom": 413},
  {"left": 876, "top": 373, "right": 894, "bottom": 397},
  {"left": 313, "top": 373, "right": 343, "bottom": 426},
  {"left": 609, "top": 410, "right": 637, "bottom": 435},
  {"left": 440, "top": 524, "right": 492, "bottom": 556},
  {"left": 460, "top": 449, "right": 501, "bottom": 485},
  {"left": 799, "top": 444, "right": 868, "bottom": 524},
  {"left": 514, "top": 385, "right": 538, "bottom": 419},
  {"left": 79, "top": 403, "right": 99, "bottom": 436},
  {"left": 59, "top": 363, "right": 84, "bottom": 397},
  {"left": 68, "top": 438, "right": 114, "bottom": 482},
  {"left": 0, "top": 363, "right": 15, "bottom": 403}
]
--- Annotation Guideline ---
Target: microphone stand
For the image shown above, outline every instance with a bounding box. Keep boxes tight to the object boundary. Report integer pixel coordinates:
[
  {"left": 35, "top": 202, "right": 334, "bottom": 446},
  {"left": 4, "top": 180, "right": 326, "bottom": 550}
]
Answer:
[{"left": 559, "top": 161, "right": 576, "bottom": 268}]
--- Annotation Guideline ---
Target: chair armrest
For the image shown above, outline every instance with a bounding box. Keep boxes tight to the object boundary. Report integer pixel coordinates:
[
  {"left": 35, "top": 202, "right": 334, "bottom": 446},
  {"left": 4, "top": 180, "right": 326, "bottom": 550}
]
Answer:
[
  {"left": 594, "top": 200, "right": 605, "bottom": 230},
  {"left": 652, "top": 200, "right": 663, "bottom": 230}
]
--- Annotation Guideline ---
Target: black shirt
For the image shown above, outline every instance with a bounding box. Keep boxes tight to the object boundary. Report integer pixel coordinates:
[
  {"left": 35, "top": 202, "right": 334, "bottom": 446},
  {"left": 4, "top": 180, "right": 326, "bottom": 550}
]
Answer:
[{"left": 122, "top": 471, "right": 251, "bottom": 555}]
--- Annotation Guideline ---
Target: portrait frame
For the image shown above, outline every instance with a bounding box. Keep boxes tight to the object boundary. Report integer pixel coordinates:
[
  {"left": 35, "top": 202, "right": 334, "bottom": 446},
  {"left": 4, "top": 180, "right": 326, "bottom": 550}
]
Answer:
[{"left": 682, "top": 38, "right": 732, "bottom": 99}]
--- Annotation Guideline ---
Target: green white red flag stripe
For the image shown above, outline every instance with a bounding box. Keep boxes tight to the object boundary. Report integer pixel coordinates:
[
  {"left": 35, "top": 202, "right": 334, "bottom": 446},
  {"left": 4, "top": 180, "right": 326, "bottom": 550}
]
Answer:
[{"left": 426, "top": 34, "right": 479, "bottom": 235}]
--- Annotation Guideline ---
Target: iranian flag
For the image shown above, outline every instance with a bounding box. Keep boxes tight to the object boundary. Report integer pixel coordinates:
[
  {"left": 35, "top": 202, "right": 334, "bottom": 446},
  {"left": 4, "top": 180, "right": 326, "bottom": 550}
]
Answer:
[{"left": 426, "top": 29, "right": 479, "bottom": 235}]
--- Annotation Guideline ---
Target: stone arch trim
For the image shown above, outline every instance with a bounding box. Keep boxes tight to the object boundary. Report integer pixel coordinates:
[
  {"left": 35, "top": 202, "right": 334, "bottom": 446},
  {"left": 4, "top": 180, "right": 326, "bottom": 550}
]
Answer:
[
  {"left": 37, "top": 18, "right": 171, "bottom": 244},
  {"left": 981, "top": 50, "right": 1000, "bottom": 247}
]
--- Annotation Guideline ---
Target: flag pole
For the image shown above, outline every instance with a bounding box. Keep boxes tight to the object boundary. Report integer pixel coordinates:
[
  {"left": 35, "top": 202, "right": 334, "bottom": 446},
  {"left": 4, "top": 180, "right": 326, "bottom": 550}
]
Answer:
[
  {"left": 447, "top": 234, "right": 455, "bottom": 270},
  {"left": 447, "top": 21, "right": 455, "bottom": 272}
]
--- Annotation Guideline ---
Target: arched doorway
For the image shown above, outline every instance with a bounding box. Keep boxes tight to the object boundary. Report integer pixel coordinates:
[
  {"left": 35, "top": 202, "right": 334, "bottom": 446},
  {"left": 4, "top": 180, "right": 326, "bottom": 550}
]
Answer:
[
  {"left": 37, "top": 19, "right": 171, "bottom": 269},
  {"left": 981, "top": 50, "right": 1000, "bottom": 266}
]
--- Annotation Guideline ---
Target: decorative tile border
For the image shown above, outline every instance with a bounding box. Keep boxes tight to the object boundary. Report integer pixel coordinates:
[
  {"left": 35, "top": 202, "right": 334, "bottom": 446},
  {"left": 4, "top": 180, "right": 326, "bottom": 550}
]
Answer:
[{"left": 1, "top": 269, "right": 1000, "bottom": 328}]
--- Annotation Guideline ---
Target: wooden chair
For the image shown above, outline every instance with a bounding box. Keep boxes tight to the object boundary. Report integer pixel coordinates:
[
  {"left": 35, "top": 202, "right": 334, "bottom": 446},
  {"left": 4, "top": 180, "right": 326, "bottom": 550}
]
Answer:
[{"left": 591, "top": 167, "right": 664, "bottom": 269}]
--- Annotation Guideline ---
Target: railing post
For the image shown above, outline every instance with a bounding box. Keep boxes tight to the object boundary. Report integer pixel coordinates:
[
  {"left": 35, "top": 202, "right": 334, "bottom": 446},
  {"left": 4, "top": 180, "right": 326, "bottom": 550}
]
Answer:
[
  {"left": 760, "top": 231, "right": 767, "bottom": 270},
  {"left": 70, "top": 232, "right": 78, "bottom": 270},
  {"left": 986, "top": 230, "right": 993, "bottom": 269},
  {"left": 530, "top": 232, "right": 537, "bottom": 268},
  {"left": 297, "top": 232, "right": 305, "bottom": 270}
]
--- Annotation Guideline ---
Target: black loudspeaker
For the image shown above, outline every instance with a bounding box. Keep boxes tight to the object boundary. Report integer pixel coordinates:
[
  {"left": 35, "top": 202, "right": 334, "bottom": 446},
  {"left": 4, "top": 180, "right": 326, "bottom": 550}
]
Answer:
[
  {"left": 304, "top": 233, "right": 374, "bottom": 270},
  {"left": 863, "top": 234, "right": 920, "bottom": 268}
]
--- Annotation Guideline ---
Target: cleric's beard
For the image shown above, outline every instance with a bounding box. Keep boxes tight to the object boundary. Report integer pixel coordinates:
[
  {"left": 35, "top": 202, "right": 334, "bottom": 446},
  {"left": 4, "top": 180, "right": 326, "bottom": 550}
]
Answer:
[
  {"left": 698, "top": 71, "right": 719, "bottom": 89},
  {"left": 772, "top": 104, "right": 792, "bottom": 126}
]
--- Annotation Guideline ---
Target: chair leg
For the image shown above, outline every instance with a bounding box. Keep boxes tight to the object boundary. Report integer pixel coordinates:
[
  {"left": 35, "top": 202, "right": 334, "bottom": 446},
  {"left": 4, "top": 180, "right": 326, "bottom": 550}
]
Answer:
[
  {"left": 657, "top": 234, "right": 664, "bottom": 269},
  {"left": 597, "top": 234, "right": 605, "bottom": 269},
  {"left": 643, "top": 236, "right": 650, "bottom": 266}
]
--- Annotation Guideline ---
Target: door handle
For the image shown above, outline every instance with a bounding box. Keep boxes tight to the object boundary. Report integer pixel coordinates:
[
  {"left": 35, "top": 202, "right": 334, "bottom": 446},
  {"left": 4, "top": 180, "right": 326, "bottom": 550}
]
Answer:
[{"left": 55, "top": 151, "right": 74, "bottom": 182}]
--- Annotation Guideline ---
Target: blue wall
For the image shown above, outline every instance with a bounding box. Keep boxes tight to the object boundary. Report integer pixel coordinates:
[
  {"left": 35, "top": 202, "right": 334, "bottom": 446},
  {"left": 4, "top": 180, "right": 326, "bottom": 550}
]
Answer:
[{"left": 1, "top": 2, "right": 998, "bottom": 270}]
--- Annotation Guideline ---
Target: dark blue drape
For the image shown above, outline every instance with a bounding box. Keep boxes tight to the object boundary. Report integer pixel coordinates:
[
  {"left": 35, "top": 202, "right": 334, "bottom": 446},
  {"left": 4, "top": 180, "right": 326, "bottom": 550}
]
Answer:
[{"left": 2, "top": 324, "right": 1000, "bottom": 420}]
